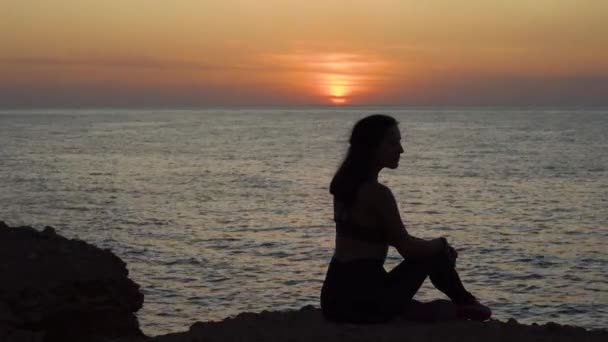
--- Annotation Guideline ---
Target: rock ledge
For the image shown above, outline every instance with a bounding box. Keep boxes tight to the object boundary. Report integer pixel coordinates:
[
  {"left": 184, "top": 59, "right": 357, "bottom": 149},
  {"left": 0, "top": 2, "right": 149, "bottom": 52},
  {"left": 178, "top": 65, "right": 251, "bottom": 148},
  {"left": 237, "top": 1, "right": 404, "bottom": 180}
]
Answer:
[{"left": 0, "top": 221, "right": 144, "bottom": 341}]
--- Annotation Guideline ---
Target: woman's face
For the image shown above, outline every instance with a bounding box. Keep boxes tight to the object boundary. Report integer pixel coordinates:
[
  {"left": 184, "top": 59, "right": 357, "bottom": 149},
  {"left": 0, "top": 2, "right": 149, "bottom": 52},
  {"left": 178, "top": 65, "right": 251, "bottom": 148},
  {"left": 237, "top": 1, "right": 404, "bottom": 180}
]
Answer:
[{"left": 375, "top": 125, "right": 404, "bottom": 169}]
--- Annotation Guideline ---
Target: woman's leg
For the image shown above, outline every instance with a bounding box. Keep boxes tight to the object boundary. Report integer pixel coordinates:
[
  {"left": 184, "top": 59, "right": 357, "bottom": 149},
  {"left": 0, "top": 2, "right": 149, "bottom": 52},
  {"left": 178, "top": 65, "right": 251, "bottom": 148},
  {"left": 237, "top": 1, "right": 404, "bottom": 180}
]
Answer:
[
  {"left": 425, "top": 254, "right": 477, "bottom": 304},
  {"left": 386, "top": 253, "right": 474, "bottom": 304},
  {"left": 379, "top": 258, "right": 453, "bottom": 322},
  {"left": 321, "top": 258, "right": 395, "bottom": 324},
  {"left": 384, "top": 253, "right": 491, "bottom": 321}
]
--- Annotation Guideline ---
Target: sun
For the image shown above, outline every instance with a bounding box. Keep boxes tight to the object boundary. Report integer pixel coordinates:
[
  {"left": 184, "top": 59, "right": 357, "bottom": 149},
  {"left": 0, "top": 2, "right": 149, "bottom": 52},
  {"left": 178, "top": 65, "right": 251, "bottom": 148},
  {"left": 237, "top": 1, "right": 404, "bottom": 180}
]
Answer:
[
  {"left": 330, "top": 97, "right": 347, "bottom": 105},
  {"left": 272, "top": 52, "right": 386, "bottom": 105},
  {"left": 322, "top": 74, "right": 353, "bottom": 105}
]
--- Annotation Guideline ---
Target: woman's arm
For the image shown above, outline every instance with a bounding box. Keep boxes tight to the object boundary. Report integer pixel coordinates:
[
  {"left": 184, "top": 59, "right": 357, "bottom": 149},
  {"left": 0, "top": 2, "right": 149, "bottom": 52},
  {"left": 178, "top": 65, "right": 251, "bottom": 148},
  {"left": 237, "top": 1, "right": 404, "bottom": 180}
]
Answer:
[{"left": 365, "top": 183, "right": 446, "bottom": 259}]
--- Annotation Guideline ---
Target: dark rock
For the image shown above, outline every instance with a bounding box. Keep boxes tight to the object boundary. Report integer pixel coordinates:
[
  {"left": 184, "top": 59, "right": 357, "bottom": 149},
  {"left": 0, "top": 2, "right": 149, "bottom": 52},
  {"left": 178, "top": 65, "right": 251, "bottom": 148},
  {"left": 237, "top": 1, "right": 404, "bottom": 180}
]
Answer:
[
  {"left": 148, "top": 306, "right": 608, "bottom": 342},
  {"left": 41, "top": 226, "right": 56, "bottom": 237},
  {"left": 2, "top": 220, "right": 606, "bottom": 342},
  {"left": 0, "top": 222, "right": 145, "bottom": 341}
]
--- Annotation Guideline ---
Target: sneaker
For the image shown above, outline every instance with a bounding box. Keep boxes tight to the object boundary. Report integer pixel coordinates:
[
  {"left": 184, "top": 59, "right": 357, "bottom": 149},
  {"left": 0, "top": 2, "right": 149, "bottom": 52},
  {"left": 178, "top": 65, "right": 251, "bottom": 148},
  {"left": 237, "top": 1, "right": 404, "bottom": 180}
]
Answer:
[{"left": 456, "top": 299, "right": 492, "bottom": 321}]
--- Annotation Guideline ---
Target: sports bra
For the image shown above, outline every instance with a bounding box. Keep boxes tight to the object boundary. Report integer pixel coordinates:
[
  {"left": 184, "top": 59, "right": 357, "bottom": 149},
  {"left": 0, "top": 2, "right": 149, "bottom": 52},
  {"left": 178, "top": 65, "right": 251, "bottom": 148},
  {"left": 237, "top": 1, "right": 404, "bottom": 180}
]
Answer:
[
  {"left": 335, "top": 219, "right": 388, "bottom": 244},
  {"left": 333, "top": 200, "right": 388, "bottom": 244}
]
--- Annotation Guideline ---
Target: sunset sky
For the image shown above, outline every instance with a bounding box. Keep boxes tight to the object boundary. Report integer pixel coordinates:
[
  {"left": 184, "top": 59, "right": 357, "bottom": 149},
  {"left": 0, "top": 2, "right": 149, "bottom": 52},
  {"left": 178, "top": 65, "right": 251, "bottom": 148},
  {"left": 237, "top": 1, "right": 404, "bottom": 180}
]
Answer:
[{"left": 2, "top": 1, "right": 607, "bottom": 107}]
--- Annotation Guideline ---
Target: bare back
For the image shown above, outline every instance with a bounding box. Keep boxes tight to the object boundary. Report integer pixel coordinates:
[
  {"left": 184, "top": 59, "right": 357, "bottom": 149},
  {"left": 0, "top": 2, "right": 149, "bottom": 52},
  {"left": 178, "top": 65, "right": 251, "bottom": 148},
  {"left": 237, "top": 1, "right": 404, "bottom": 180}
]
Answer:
[{"left": 333, "top": 182, "right": 390, "bottom": 262}]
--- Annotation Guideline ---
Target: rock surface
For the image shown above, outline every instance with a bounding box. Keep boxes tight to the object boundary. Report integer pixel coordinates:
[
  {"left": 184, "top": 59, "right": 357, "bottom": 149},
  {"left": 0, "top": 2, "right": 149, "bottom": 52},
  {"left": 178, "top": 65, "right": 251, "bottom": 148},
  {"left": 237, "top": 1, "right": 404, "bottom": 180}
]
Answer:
[
  {"left": 0, "top": 221, "right": 144, "bottom": 341},
  {"left": 1, "top": 221, "right": 605, "bottom": 342},
  {"left": 149, "top": 306, "right": 607, "bottom": 342}
]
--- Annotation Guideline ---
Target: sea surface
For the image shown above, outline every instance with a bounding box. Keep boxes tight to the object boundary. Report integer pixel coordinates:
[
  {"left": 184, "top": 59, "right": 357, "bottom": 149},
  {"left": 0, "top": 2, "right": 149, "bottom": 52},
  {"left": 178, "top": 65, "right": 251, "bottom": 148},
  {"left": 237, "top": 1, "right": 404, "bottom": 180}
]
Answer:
[{"left": 0, "top": 108, "right": 606, "bottom": 335}]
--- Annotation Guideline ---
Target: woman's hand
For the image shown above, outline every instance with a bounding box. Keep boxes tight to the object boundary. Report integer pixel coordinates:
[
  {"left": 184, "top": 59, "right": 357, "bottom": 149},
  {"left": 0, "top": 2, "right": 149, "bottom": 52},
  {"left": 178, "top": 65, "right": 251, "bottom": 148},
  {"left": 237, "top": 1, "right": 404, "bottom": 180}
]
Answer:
[
  {"left": 446, "top": 244, "right": 458, "bottom": 266},
  {"left": 405, "top": 236, "right": 458, "bottom": 261},
  {"left": 432, "top": 237, "right": 458, "bottom": 266}
]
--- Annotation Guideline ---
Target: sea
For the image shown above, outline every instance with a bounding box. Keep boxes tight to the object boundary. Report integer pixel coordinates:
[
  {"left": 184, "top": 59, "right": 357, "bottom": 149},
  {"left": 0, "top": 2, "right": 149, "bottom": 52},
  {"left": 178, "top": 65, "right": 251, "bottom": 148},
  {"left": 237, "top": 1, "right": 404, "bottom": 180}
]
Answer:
[{"left": 0, "top": 108, "right": 606, "bottom": 335}]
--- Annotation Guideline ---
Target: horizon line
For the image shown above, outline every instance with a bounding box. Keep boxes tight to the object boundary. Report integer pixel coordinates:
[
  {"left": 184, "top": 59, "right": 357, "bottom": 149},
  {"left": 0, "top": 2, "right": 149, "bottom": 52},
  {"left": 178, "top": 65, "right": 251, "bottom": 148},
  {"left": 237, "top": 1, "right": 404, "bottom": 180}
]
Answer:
[{"left": 2, "top": 104, "right": 608, "bottom": 111}]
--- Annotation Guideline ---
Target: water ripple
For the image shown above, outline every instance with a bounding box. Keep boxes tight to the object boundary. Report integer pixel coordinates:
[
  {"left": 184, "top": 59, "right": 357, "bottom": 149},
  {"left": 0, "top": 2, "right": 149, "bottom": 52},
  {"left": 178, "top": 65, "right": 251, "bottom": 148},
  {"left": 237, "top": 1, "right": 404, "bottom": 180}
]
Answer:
[{"left": 1, "top": 108, "right": 607, "bottom": 335}]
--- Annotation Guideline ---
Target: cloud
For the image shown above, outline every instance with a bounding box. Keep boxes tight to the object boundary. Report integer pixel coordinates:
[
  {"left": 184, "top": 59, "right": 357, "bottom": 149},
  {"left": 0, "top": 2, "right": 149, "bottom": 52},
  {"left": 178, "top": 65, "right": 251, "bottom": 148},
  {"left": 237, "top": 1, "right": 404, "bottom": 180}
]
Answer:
[
  {"left": 2, "top": 55, "right": 607, "bottom": 107},
  {"left": 363, "top": 74, "right": 608, "bottom": 106},
  {"left": 4, "top": 56, "right": 234, "bottom": 71},
  {"left": 0, "top": 80, "right": 321, "bottom": 108},
  {"left": 2, "top": 55, "right": 374, "bottom": 76}
]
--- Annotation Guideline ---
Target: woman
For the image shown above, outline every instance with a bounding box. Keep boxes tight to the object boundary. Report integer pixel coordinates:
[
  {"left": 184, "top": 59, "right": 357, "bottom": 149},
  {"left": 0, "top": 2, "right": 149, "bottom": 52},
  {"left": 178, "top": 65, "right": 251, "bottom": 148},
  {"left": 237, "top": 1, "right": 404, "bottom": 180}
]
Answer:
[{"left": 320, "top": 114, "right": 491, "bottom": 324}]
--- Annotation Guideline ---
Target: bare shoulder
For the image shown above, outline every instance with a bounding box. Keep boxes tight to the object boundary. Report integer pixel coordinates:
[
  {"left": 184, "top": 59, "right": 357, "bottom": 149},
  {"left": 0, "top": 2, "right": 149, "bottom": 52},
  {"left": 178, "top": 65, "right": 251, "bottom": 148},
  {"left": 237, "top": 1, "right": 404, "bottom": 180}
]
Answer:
[{"left": 358, "top": 182, "right": 394, "bottom": 203}]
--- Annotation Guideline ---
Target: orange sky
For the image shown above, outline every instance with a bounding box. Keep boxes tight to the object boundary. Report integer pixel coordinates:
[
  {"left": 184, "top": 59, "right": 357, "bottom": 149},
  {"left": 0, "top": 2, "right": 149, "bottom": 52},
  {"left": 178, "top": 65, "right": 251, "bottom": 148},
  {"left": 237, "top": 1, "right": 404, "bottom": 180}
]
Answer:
[{"left": 1, "top": 1, "right": 607, "bottom": 107}]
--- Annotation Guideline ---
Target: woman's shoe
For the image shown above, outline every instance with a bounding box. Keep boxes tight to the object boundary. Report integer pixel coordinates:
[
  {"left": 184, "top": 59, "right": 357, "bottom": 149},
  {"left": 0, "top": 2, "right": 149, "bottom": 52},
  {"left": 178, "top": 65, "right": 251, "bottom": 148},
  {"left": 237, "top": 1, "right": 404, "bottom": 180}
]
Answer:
[{"left": 456, "top": 299, "right": 492, "bottom": 321}]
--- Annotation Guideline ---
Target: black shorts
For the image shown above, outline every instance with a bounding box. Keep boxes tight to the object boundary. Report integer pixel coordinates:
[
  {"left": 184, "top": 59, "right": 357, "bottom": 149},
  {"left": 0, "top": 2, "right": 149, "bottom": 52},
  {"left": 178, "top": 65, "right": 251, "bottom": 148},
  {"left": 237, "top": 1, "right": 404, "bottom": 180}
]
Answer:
[
  {"left": 320, "top": 257, "right": 401, "bottom": 323},
  {"left": 320, "top": 252, "right": 475, "bottom": 324}
]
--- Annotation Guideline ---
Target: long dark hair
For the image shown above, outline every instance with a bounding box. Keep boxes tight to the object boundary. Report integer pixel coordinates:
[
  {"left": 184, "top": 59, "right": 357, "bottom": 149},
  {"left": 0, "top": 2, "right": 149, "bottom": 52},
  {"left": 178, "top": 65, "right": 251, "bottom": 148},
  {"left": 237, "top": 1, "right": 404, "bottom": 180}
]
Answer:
[{"left": 329, "top": 114, "right": 398, "bottom": 206}]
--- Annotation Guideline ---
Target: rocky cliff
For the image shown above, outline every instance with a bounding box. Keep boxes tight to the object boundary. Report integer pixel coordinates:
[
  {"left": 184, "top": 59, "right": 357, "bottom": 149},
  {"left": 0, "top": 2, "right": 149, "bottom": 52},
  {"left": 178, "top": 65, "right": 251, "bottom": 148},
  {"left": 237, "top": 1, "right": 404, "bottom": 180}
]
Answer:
[{"left": 0, "top": 221, "right": 144, "bottom": 341}]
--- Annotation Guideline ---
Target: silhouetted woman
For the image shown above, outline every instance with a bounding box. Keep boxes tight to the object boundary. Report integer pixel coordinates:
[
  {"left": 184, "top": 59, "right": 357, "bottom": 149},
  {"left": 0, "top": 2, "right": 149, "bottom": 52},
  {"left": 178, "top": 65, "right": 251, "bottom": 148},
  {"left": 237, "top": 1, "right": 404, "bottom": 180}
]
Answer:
[{"left": 320, "top": 114, "right": 491, "bottom": 323}]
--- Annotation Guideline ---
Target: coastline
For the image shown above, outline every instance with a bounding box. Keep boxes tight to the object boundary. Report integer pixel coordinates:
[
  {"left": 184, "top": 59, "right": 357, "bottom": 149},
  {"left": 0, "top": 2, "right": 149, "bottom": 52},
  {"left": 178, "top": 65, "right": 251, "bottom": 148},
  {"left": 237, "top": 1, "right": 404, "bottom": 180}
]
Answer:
[{"left": 1, "top": 221, "right": 605, "bottom": 341}]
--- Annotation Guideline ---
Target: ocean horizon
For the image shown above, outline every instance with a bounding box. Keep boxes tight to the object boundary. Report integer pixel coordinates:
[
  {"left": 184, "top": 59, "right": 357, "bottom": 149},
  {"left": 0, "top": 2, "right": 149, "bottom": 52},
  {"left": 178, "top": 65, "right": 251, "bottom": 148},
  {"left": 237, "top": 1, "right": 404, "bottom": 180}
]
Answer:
[{"left": 1, "top": 107, "right": 606, "bottom": 335}]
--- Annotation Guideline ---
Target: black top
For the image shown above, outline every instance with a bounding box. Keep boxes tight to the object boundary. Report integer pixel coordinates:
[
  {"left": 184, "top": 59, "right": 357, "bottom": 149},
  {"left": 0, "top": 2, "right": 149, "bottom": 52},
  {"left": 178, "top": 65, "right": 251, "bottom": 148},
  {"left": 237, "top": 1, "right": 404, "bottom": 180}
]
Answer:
[
  {"left": 333, "top": 200, "right": 388, "bottom": 244},
  {"left": 335, "top": 219, "right": 388, "bottom": 244}
]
